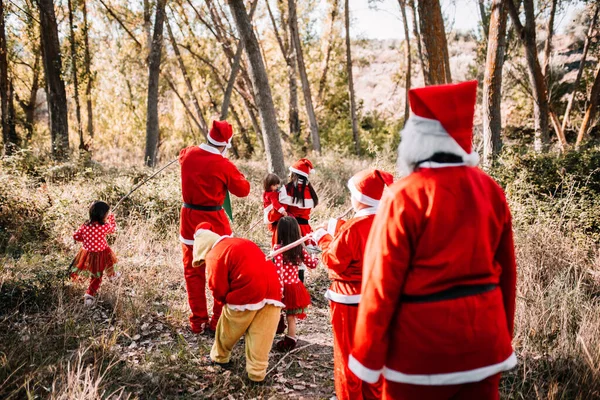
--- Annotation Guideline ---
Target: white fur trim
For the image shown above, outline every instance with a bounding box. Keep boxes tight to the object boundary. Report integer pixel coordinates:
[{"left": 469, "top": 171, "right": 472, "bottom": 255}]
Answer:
[
  {"left": 347, "top": 177, "right": 380, "bottom": 207},
  {"left": 348, "top": 355, "right": 384, "bottom": 384},
  {"left": 279, "top": 196, "right": 315, "bottom": 209},
  {"left": 207, "top": 134, "right": 231, "bottom": 147},
  {"left": 179, "top": 235, "right": 195, "bottom": 246},
  {"left": 212, "top": 235, "right": 231, "bottom": 248},
  {"left": 263, "top": 204, "right": 274, "bottom": 224},
  {"left": 383, "top": 352, "right": 517, "bottom": 385},
  {"left": 199, "top": 143, "right": 223, "bottom": 156},
  {"left": 355, "top": 207, "right": 378, "bottom": 217},
  {"left": 277, "top": 207, "right": 286, "bottom": 213},
  {"left": 313, "top": 228, "right": 331, "bottom": 244},
  {"left": 289, "top": 167, "right": 309, "bottom": 178},
  {"left": 327, "top": 218, "right": 338, "bottom": 236},
  {"left": 397, "top": 114, "right": 479, "bottom": 176},
  {"left": 325, "top": 289, "right": 361, "bottom": 304},
  {"left": 226, "top": 298, "right": 285, "bottom": 311}
]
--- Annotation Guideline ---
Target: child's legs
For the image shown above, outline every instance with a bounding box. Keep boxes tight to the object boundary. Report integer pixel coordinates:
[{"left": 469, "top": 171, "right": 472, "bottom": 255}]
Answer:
[
  {"left": 286, "top": 314, "right": 297, "bottom": 338},
  {"left": 210, "top": 306, "right": 256, "bottom": 364},
  {"left": 182, "top": 244, "right": 209, "bottom": 331},
  {"left": 86, "top": 276, "right": 103, "bottom": 296},
  {"left": 245, "top": 304, "right": 281, "bottom": 381}
]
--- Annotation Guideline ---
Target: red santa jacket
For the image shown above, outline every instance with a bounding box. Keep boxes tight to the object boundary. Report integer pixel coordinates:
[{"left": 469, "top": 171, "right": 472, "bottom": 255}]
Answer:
[
  {"left": 349, "top": 166, "right": 517, "bottom": 386},
  {"left": 314, "top": 210, "right": 376, "bottom": 304},
  {"left": 179, "top": 144, "right": 250, "bottom": 241},
  {"left": 206, "top": 237, "right": 284, "bottom": 310},
  {"left": 263, "top": 191, "right": 286, "bottom": 224},
  {"left": 279, "top": 183, "right": 315, "bottom": 222}
]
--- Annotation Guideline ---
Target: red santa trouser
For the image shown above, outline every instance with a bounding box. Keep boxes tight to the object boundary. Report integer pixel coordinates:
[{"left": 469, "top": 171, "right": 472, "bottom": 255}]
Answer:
[
  {"left": 331, "top": 301, "right": 382, "bottom": 400},
  {"left": 182, "top": 244, "right": 223, "bottom": 332},
  {"left": 86, "top": 276, "right": 102, "bottom": 296},
  {"left": 383, "top": 373, "right": 501, "bottom": 400}
]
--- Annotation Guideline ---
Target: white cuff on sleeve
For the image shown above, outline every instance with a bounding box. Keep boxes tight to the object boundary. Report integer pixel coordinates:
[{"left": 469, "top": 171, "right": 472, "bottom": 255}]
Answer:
[{"left": 312, "top": 228, "right": 331, "bottom": 244}]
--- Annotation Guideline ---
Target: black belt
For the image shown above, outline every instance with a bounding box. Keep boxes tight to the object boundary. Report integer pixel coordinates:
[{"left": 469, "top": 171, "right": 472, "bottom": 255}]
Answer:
[
  {"left": 183, "top": 203, "right": 222, "bottom": 211},
  {"left": 295, "top": 217, "right": 309, "bottom": 225},
  {"left": 401, "top": 284, "right": 497, "bottom": 303}
]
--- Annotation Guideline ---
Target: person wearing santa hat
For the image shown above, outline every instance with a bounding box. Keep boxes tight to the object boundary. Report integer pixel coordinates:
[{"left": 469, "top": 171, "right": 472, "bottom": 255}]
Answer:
[
  {"left": 313, "top": 169, "right": 393, "bottom": 400},
  {"left": 191, "top": 222, "right": 284, "bottom": 383},
  {"left": 349, "top": 81, "right": 517, "bottom": 399},
  {"left": 179, "top": 120, "right": 251, "bottom": 335}
]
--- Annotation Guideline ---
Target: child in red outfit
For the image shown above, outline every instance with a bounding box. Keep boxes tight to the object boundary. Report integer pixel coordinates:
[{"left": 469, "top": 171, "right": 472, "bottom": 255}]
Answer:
[
  {"left": 262, "top": 174, "right": 287, "bottom": 245},
  {"left": 272, "top": 217, "right": 318, "bottom": 352},
  {"left": 71, "top": 201, "right": 118, "bottom": 306}
]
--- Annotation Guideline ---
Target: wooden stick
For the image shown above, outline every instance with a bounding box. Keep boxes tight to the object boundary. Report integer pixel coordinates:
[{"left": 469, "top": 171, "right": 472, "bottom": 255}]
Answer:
[
  {"left": 266, "top": 233, "right": 314, "bottom": 260},
  {"left": 266, "top": 343, "right": 315, "bottom": 376},
  {"left": 240, "top": 218, "right": 263, "bottom": 237}
]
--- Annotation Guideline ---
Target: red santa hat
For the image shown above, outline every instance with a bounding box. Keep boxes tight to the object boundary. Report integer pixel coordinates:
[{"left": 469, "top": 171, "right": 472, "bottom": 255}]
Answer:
[
  {"left": 401, "top": 80, "right": 479, "bottom": 168},
  {"left": 208, "top": 120, "right": 233, "bottom": 148},
  {"left": 347, "top": 169, "right": 394, "bottom": 207},
  {"left": 289, "top": 158, "right": 315, "bottom": 178}
]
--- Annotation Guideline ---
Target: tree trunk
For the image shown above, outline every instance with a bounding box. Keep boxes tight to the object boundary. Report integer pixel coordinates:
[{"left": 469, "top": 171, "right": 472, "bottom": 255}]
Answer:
[
  {"left": 1, "top": 0, "right": 10, "bottom": 153},
  {"left": 144, "top": 0, "right": 166, "bottom": 167},
  {"left": 39, "top": 0, "right": 70, "bottom": 160},
  {"left": 6, "top": 80, "right": 18, "bottom": 153},
  {"left": 562, "top": 3, "right": 599, "bottom": 132},
  {"left": 82, "top": 0, "right": 94, "bottom": 139},
  {"left": 576, "top": 63, "right": 600, "bottom": 147},
  {"left": 317, "top": 0, "right": 339, "bottom": 103},
  {"left": 344, "top": 0, "right": 360, "bottom": 155},
  {"left": 288, "top": 0, "right": 321, "bottom": 153},
  {"left": 408, "top": 0, "right": 428, "bottom": 85},
  {"left": 542, "top": 0, "right": 557, "bottom": 83},
  {"left": 479, "top": 0, "right": 489, "bottom": 41},
  {"left": 166, "top": 18, "right": 208, "bottom": 137},
  {"left": 398, "top": 0, "right": 411, "bottom": 123},
  {"left": 418, "top": 0, "right": 451, "bottom": 85},
  {"left": 68, "top": 0, "right": 85, "bottom": 150},
  {"left": 143, "top": 0, "right": 152, "bottom": 55},
  {"left": 506, "top": 0, "right": 550, "bottom": 151},
  {"left": 228, "top": 0, "right": 286, "bottom": 177},
  {"left": 482, "top": 0, "right": 507, "bottom": 167}
]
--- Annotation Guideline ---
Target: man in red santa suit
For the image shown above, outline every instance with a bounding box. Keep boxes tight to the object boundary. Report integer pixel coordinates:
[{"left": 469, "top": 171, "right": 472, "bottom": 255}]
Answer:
[
  {"left": 313, "top": 169, "right": 394, "bottom": 400},
  {"left": 349, "top": 81, "right": 517, "bottom": 399},
  {"left": 191, "top": 222, "right": 284, "bottom": 383},
  {"left": 179, "top": 120, "right": 251, "bottom": 334}
]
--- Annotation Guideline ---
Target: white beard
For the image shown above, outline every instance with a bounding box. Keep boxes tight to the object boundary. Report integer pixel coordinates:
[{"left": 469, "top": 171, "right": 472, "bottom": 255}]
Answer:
[{"left": 397, "top": 115, "right": 479, "bottom": 176}]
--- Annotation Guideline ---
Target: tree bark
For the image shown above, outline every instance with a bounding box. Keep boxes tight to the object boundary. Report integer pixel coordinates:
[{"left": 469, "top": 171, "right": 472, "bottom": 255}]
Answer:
[
  {"left": 344, "top": 0, "right": 360, "bottom": 155},
  {"left": 1, "top": 0, "right": 10, "bottom": 153},
  {"left": 228, "top": 0, "right": 286, "bottom": 177},
  {"left": 68, "top": 0, "right": 85, "bottom": 150},
  {"left": 506, "top": 0, "right": 550, "bottom": 151},
  {"left": 82, "top": 0, "right": 94, "bottom": 139},
  {"left": 418, "top": 0, "right": 451, "bottom": 85},
  {"left": 479, "top": 0, "right": 489, "bottom": 41},
  {"left": 166, "top": 17, "right": 208, "bottom": 137},
  {"left": 398, "top": 0, "right": 411, "bottom": 123},
  {"left": 16, "top": 53, "right": 40, "bottom": 142},
  {"left": 144, "top": 0, "right": 166, "bottom": 167},
  {"left": 482, "top": 0, "right": 507, "bottom": 167},
  {"left": 542, "top": 0, "right": 557, "bottom": 83},
  {"left": 562, "top": 3, "right": 599, "bottom": 133},
  {"left": 288, "top": 0, "right": 321, "bottom": 153},
  {"left": 408, "top": 0, "right": 428, "bottom": 85},
  {"left": 143, "top": 0, "right": 152, "bottom": 55},
  {"left": 317, "top": 0, "right": 339, "bottom": 103},
  {"left": 38, "top": 0, "right": 70, "bottom": 160},
  {"left": 576, "top": 63, "right": 600, "bottom": 147}
]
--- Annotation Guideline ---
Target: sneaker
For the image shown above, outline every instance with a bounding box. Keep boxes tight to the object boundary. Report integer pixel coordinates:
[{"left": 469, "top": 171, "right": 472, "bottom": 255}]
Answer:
[
  {"left": 276, "top": 314, "right": 287, "bottom": 334},
  {"left": 275, "top": 335, "right": 297, "bottom": 352},
  {"left": 84, "top": 294, "right": 95, "bottom": 306}
]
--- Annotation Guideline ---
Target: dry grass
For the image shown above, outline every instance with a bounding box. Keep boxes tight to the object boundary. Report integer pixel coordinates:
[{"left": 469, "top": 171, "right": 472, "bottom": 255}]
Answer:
[{"left": 1, "top": 150, "right": 600, "bottom": 398}]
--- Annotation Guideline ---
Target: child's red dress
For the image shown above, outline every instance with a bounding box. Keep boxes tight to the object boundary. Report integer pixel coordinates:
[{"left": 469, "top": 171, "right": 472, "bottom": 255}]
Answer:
[
  {"left": 263, "top": 190, "right": 287, "bottom": 244},
  {"left": 273, "top": 245, "right": 318, "bottom": 319},
  {"left": 71, "top": 214, "right": 117, "bottom": 280}
]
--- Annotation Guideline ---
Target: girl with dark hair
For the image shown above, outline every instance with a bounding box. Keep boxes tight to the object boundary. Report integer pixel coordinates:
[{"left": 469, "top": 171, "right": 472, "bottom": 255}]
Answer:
[
  {"left": 262, "top": 173, "right": 287, "bottom": 245},
  {"left": 272, "top": 217, "right": 318, "bottom": 352},
  {"left": 71, "top": 201, "right": 118, "bottom": 305},
  {"left": 280, "top": 159, "right": 319, "bottom": 238}
]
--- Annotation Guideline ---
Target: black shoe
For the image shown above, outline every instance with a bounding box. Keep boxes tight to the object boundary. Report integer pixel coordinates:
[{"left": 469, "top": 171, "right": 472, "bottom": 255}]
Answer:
[
  {"left": 211, "top": 359, "right": 233, "bottom": 370},
  {"left": 276, "top": 314, "right": 287, "bottom": 334},
  {"left": 275, "top": 335, "right": 297, "bottom": 352}
]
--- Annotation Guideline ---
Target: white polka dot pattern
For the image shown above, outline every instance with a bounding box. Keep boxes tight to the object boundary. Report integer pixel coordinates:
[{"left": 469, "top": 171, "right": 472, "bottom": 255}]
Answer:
[
  {"left": 273, "top": 245, "right": 318, "bottom": 285},
  {"left": 73, "top": 214, "right": 117, "bottom": 252}
]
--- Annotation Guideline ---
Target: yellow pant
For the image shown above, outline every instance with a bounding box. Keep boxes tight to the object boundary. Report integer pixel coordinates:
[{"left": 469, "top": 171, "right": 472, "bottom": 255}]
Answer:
[{"left": 210, "top": 304, "right": 281, "bottom": 381}]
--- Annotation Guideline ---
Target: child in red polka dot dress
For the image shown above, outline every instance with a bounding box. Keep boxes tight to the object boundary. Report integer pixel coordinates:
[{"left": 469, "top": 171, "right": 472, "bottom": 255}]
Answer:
[
  {"left": 71, "top": 201, "right": 118, "bottom": 305},
  {"left": 272, "top": 217, "right": 318, "bottom": 352}
]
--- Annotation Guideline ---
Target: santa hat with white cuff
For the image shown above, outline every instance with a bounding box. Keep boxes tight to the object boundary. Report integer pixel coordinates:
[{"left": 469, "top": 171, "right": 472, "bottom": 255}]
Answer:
[
  {"left": 289, "top": 158, "right": 315, "bottom": 179},
  {"left": 347, "top": 169, "right": 395, "bottom": 209},
  {"left": 398, "top": 80, "right": 480, "bottom": 173},
  {"left": 207, "top": 120, "right": 233, "bottom": 149}
]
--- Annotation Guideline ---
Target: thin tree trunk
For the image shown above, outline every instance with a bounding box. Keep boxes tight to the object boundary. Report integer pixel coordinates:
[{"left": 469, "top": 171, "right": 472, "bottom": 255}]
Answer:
[
  {"left": 576, "top": 63, "right": 600, "bottom": 147},
  {"left": 143, "top": 0, "right": 152, "bottom": 55},
  {"left": 228, "top": 0, "right": 286, "bottom": 177},
  {"left": 0, "top": 0, "right": 10, "bottom": 153},
  {"left": 166, "top": 17, "right": 208, "bottom": 137},
  {"left": 418, "top": 0, "right": 452, "bottom": 84},
  {"left": 16, "top": 52, "right": 40, "bottom": 142},
  {"left": 39, "top": 0, "right": 70, "bottom": 160},
  {"left": 144, "top": 0, "right": 166, "bottom": 167},
  {"left": 6, "top": 80, "right": 18, "bottom": 153},
  {"left": 221, "top": 0, "right": 258, "bottom": 120},
  {"left": 67, "top": 0, "right": 85, "bottom": 150},
  {"left": 97, "top": 0, "right": 142, "bottom": 49},
  {"left": 288, "top": 0, "right": 321, "bottom": 153},
  {"left": 408, "top": 0, "right": 428, "bottom": 85},
  {"left": 542, "top": 0, "right": 557, "bottom": 83},
  {"left": 398, "top": 0, "right": 411, "bottom": 123},
  {"left": 82, "top": 0, "right": 94, "bottom": 139},
  {"left": 562, "top": 3, "right": 599, "bottom": 133},
  {"left": 506, "top": 0, "right": 550, "bottom": 151},
  {"left": 344, "top": 0, "right": 360, "bottom": 155},
  {"left": 317, "top": 0, "right": 339, "bottom": 103},
  {"left": 479, "top": 0, "right": 489, "bottom": 41},
  {"left": 482, "top": 0, "right": 507, "bottom": 167}
]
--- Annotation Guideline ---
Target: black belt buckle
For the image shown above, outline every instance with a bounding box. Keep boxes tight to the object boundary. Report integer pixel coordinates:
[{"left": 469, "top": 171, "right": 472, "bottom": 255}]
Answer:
[{"left": 183, "top": 203, "right": 223, "bottom": 211}]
